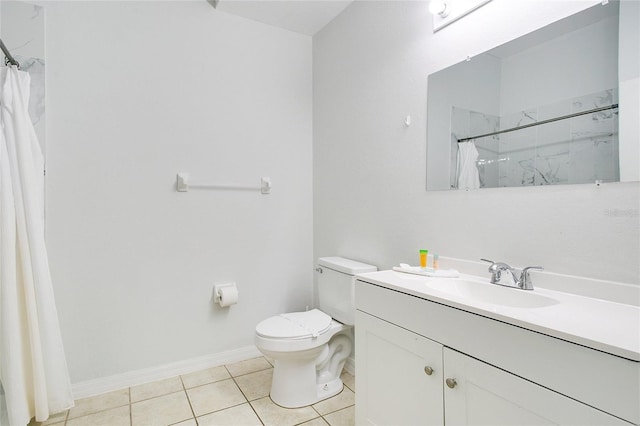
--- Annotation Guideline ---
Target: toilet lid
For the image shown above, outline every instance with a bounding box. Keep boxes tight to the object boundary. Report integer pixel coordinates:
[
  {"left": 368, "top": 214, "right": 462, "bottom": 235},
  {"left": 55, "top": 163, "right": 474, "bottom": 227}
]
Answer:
[{"left": 256, "top": 309, "right": 333, "bottom": 339}]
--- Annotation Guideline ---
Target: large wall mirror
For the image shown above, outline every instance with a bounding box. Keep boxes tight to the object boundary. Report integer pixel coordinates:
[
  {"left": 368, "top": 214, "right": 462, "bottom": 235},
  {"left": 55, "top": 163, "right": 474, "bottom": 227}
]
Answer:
[{"left": 426, "top": 0, "right": 638, "bottom": 191}]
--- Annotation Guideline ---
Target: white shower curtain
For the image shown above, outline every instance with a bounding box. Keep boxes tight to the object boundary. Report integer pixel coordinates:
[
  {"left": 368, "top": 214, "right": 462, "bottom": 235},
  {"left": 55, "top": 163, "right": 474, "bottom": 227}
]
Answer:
[
  {"left": 0, "top": 66, "right": 73, "bottom": 425},
  {"left": 456, "top": 141, "right": 480, "bottom": 190}
]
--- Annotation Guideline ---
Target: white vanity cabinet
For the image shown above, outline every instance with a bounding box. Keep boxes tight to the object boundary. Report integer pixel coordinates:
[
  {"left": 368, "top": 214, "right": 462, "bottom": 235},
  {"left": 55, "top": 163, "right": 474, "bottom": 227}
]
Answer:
[
  {"left": 442, "top": 347, "right": 628, "bottom": 425},
  {"left": 355, "top": 310, "right": 444, "bottom": 425},
  {"left": 355, "top": 276, "right": 639, "bottom": 426}
]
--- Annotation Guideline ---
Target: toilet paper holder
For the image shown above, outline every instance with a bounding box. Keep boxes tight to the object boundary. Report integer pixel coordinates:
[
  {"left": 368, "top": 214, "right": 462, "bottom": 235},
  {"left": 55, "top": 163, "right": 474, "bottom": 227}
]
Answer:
[{"left": 214, "top": 282, "right": 238, "bottom": 306}]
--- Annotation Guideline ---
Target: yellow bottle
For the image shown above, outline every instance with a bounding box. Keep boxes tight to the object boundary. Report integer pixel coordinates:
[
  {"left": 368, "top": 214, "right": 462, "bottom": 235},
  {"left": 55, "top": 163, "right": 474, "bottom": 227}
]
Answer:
[{"left": 420, "top": 249, "right": 428, "bottom": 269}]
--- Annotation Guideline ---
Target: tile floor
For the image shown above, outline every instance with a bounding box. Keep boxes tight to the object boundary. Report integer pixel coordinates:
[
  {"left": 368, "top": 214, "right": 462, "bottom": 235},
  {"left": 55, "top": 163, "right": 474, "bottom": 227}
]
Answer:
[{"left": 31, "top": 357, "right": 356, "bottom": 426}]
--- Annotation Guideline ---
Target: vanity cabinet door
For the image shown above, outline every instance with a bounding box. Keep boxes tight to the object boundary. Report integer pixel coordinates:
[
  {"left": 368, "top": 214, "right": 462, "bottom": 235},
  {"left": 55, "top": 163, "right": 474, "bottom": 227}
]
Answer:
[
  {"left": 443, "top": 348, "right": 629, "bottom": 426},
  {"left": 355, "top": 310, "right": 444, "bottom": 426}
]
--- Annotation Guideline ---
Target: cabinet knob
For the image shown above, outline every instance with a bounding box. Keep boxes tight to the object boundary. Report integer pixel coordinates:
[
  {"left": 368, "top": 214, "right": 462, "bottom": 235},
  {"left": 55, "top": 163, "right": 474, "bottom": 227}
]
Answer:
[
  {"left": 424, "top": 366, "right": 434, "bottom": 376},
  {"left": 445, "top": 378, "right": 457, "bottom": 389}
]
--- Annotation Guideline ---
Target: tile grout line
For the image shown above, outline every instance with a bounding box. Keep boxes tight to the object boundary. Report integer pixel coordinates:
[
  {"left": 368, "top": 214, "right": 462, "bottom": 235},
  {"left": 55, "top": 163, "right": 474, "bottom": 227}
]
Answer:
[
  {"left": 225, "top": 365, "right": 266, "bottom": 425},
  {"left": 324, "top": 403, "right": 355, "bottom": 415},
  {"left": 310, "top": 404, "right": 325, "bottom": 425},
  {"left": 179, "top": 374, "right": 198, "bottom": 425},
  {"left": 227, "top": 365, "right": 251, "bottom": 401},
  {"left": 181, "top": 373, "right": 258, "bottom": 421},
  {"left": 320, "top": 403, "right": 355, "bottom": 421},
  {"left": 64, "top": 389, "right": 131, "bottom": 425}
]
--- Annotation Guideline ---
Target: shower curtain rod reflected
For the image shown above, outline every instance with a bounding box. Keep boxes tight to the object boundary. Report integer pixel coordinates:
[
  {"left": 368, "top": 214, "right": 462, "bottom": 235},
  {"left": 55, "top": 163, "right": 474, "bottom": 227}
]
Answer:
[
  {"left": 0, "top": 37, "right": 20, "bottom": 68},
  {"left": 457, "top": 103, "right": 619, "bottom": 143}
]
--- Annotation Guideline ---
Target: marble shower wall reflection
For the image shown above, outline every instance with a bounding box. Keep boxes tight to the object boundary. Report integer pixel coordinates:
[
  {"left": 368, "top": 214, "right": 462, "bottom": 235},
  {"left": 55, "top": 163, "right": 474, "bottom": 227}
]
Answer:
[
  {"left": 0, "top": 1, "right": 45, "bottom": 153},
  {"left": 451, "top": 89, "right": 619, "bottom": 189}
]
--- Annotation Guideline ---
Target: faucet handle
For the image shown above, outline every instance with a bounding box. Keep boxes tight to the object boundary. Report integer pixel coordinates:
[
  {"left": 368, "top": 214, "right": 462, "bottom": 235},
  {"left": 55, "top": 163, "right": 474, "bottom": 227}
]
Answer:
[
  {"left": 520, "top": 266, "right": 544, "bottom": 290},
  {"left": 480, "top": 259, "right": 498, "bottom": 279},
  {"left": 480, "top": 258, "right": 497, "bottom": 271},
  {"left": 481, "top": 259, "right": 513, "bottom": 272},
  {"left": 481, "top": 259, "right": 509, "bottom": 283}
]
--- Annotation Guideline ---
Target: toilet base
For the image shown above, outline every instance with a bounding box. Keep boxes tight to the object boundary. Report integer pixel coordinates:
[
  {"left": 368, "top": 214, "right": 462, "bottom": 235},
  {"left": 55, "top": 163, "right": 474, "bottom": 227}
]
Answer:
[
  {"left": 270, "top": 357, "right": 344, "bottom": 408},
  {"left": 257, "top": 321, "right": 353, "bottom": 408},
  {"left": 270, "top": 357, "right": 344, "bottom": 409},
  {"left": 316, "top": 377, "right": 344, "bottom": 402}
]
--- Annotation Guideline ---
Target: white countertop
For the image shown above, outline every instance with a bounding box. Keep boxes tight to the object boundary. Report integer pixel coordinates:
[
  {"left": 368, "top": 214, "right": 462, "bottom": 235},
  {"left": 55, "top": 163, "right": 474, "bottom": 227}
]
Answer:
[{"left": 356, "top": 270, "right": 640, "bottom": 362}]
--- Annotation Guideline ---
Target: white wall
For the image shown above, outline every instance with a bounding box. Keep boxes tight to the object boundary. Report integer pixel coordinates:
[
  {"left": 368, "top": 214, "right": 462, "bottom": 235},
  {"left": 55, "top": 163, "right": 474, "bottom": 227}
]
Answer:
[
  {"left": 313, "top": 1, "right": 639, "bottom": 286},
  {"left": 44, "top": 1, "right": 312, "bottom": 383}
]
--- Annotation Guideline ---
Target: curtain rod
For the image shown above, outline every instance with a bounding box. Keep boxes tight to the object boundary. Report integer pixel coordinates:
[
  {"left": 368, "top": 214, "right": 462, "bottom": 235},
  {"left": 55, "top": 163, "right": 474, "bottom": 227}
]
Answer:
[
  {"left": 457, "top": 103, "right": 619, "bottom": 143},
  {"left": 0, "top": 37, "right": 20, "bottom": 68}
]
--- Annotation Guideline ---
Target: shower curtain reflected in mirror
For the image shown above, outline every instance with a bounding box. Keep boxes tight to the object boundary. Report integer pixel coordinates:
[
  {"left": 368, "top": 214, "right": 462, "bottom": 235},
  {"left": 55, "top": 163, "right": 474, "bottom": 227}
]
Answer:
[{"left": 0, "top": 66, "right": 73, "bottom": 426}]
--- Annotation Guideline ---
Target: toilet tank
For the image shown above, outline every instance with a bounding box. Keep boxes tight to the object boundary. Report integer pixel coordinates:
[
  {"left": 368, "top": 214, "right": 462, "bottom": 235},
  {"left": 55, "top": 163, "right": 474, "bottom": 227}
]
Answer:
[{"left": 317, "top": 257, "right": 377, "bottom": 325}]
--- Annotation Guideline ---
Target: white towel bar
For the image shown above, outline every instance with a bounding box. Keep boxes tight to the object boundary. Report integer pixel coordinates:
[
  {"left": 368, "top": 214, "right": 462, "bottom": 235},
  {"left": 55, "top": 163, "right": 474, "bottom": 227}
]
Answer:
[{"left": 176, "top": 173, "right": 271, "bottom": 194}]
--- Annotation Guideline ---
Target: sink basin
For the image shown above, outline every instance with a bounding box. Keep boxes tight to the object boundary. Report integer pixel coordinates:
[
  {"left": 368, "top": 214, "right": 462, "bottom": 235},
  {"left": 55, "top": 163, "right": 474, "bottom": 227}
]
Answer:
[{"left": 424, "top": 277, "right": 559, "bottom": 308}]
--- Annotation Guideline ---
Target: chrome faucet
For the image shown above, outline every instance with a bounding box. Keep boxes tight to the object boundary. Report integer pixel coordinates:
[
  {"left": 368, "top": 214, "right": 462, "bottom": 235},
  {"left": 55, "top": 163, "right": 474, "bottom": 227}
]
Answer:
[{"left": 481, "top": 259, "right": 543, "bottom": 290}]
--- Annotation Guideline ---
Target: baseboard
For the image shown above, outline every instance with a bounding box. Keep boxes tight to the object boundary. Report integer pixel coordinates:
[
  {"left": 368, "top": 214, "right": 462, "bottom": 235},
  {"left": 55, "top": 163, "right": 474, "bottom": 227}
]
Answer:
[{"left": 71, "top": 346, "right": 262, "bottom": 400}]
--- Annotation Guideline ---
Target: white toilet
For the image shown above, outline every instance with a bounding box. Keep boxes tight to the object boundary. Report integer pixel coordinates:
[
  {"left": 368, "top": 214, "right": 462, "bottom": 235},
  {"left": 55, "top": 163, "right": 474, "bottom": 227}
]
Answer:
[{"left": 254, "top": 257, "right": 377, "bottom": 408}]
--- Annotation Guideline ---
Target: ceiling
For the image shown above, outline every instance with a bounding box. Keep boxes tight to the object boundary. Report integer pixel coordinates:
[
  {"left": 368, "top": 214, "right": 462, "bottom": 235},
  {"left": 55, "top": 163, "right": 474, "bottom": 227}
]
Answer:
[{"left": 212, "top": 0, "right": 354, "bottom": 36}]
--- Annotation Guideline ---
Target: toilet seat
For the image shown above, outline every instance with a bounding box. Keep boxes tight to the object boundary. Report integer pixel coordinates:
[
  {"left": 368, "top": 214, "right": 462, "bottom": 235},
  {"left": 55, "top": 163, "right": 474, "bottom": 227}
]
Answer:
[
  {"left": 256, "top": 309, "right": 333, "bottom": 340},
  {"left": 255, "top": 310, "right": 350, "bottom": 354}
]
